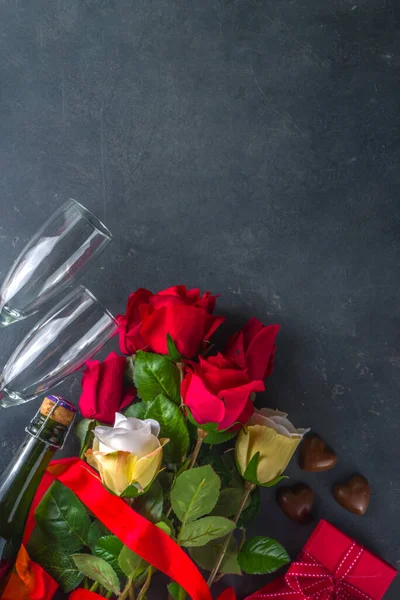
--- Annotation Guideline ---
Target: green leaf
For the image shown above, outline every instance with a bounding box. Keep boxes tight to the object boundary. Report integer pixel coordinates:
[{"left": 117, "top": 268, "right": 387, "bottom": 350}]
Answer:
[
  {"left": 238, "top": 536, "right": 290, "bottom": 575},
  {"left": 32, "top": 545, "right": 83, "bottom": 592},
  {"left": 72, "top": 554, "right": 120, "bottom": 593},
  {"left": 127, "top": 395, "right": 189, "bottom": 463},
  {"left": 155, "top": 521, "right": 172, "bottom": 536},
  {"left": 94, "top": 535, "right": 124, "bottom": 579},
  {"left": 125, "top": 402, "right": 146, "bottom": 419},
  {"left": 75, "top": 419, "right": 97, "bottom": 455},
  {"left": 88, "top": 520, "right": 110, "bottom": 549},
  {"left": 203, "top": 425, "right": 237, "bottom": 445},
  {"left": 179, "top": 516, "right": 235, "bottom": 547},
  {"left": 190, "top": 536, "right": 241, "bottom": 575},
  {"left": 238, "top": 486, "right": 261, "bottom": 527},
  {"left": 134, "top": 350, "right": 181, "bottom": 405},
  {"left": 206, "top": 452, "right": 242, "bottom": 488},
  {"left": 262, "top": 475, "right": 289, "bottom": 488},
  {"left": 171, "top": 465, "right": 220, "bottom": 523},
  {"left": 168, "top": 582, "right": 187, "bottom": 600},
  {"left": 159, "top": 515, "right": 176, "bottom": 537},
  {"left": 125, "top": 355, "right": 136, "bottom": 385},
  {"left": 243, "top": 452, "right": 261, "bottom": 485},
  {"left": 35, "top": 481, "right": 90, "bottom": 551},
  {"left": 121, "top": 484, "right": 141, "bottom": 498},
  {"left": 211, "top": 488, "right": 251, "bottom": 518},
  {"left": 118, "top": 545, "right": 147, "bottom": 578},
  {"left": 167, "top": 334, "right": 182, "bottom": 361},
  {"left": 134, "top": 479, "right": 164, "bottom": 523}
]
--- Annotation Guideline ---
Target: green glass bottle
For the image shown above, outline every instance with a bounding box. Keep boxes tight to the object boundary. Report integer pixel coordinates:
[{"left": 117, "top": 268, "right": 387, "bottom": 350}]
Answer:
[{"left": 0, "top": 395, "right": 76, "bottom": 593}]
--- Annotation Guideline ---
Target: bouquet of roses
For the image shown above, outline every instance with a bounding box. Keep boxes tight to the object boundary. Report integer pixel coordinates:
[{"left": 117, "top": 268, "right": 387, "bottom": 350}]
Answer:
[{"left": 10, "top": 285, "right": 308, "bottom": 600}]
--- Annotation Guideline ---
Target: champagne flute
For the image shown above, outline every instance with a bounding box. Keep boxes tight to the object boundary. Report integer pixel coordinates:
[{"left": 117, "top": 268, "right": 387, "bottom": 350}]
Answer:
[
  {"left": 0, "top": 200, "right": 112, "bottom": 327},
  {"left": 0, "top": 286, "right": 118, "bottom": 408}
]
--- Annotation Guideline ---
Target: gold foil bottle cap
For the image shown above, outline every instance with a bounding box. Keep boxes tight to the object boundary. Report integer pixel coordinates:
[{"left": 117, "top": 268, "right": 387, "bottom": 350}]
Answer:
[{"left": 40, "top": 395, "right": 77, "bottom": 427}]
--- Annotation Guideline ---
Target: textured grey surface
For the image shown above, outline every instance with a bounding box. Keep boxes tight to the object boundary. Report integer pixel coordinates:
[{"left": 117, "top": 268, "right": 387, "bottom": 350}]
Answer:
[{"left": 0, "top": 0, "right": 399, "bottom": 598}]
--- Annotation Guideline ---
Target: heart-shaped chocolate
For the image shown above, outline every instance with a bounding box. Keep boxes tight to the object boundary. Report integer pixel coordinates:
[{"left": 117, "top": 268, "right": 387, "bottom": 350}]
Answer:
[
  {"left": 333, "top": 474, "right": 370, "bottom": 515},
  {"left": 299, "top": 434, "right": 337, "bottom": 472},
  {"left": 277, "top": 483, "right": 314, "bottom": 524}
]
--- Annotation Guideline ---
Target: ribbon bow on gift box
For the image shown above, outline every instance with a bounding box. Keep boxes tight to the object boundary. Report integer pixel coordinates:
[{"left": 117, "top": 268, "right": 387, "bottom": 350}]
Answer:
[
  {"left": 253, "top": 543, "right": 373, "bottom": 600},
  {"left": 285, "top": 544, "right": 372, "bottom": 600}
]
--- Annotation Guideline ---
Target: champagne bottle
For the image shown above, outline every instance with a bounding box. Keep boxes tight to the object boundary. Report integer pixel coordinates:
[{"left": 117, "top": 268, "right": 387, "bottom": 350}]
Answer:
[{"left": 0, "top": 395, "right": 76, "bottom": 593}]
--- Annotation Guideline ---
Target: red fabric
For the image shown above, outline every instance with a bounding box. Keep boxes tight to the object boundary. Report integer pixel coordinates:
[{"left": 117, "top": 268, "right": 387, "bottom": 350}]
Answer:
[
  {"left": 245, "top": 520, "right": 397, "bottom": 600},
  {"left": 224, "top": 320, "right": 280, "bottom": 381},
  {"left": 117, "top": 285, "right": 225, "bottom": 357},
  {"left": 0, "top": 545, "right": 58, "bottom": 600},
  {"left": 68, "top": 591, "right": 104, "bottom": 600},
  {"left": 25, "top": 458, "right": 213, "bottom": 600},
  {"left": 78, "top": 352, "right": 135, "bottom": 424},
  {"left": 181, "top": 354, "right": 264, "bottom": 430},
  {"left": 218, "top": 589, "right": 237, "bottom": 600}
]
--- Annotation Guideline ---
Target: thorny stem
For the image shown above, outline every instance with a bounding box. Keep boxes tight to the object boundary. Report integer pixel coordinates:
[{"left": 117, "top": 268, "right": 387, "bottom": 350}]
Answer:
[
  {"left": 188, "top": 428, "right": 208, "bottom": 469},
  {"left": 207, "top": 481, "right": 256, "bottom": 587},
  {"left": 118, "top": 574, "right": 135, "bottom": 600},
  {"left": 137, "top": 566, "right": 154, "bottom": 600}
]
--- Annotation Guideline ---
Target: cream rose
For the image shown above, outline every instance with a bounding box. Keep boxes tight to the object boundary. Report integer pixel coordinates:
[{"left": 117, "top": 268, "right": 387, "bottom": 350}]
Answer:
[
  {"left": 86, "top": 413, "right": 168, "bottom": 496},
  {"left": 236, "top": 409, "right": 309, "bottom": 485}
]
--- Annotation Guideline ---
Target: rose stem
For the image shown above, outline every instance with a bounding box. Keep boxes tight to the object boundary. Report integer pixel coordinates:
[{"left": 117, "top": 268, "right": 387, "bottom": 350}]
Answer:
[
  {"left": 165, "top": 428, "right": 208, "bottom": 518},
  {"left": 207, "top": 481, "right": 255, "bottom": 587},
  {"left": 136, "top": 566, "right": 154, "bottom": 600},
  {"left": 89, "top": 581, "right": 99, "bottom": 593},
  {"left": 117, "top": 574, "right": 135, "bottom": 600},
  {"left": 188, "top": 428, "right": 207, "bottom": 469}
]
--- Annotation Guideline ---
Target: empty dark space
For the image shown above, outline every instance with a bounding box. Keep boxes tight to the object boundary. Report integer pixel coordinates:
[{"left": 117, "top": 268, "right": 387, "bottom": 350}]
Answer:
[{"left": 0, "top": 1, "right": 399, "bottom": 598}]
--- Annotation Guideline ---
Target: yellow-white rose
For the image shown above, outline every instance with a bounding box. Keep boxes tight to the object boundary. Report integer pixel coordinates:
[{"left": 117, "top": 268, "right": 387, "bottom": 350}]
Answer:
[
  {"left": 86, "top": 413, "right": 168, "bottom": 496},
  {"left": 236, "top": 409, "right": 309, "bottom": 485}
]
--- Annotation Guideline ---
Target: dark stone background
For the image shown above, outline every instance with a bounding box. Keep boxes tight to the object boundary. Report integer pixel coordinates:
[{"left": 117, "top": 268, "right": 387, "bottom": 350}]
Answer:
[{"left": 0, "top": 0, "right": 399, "bottom": 598}]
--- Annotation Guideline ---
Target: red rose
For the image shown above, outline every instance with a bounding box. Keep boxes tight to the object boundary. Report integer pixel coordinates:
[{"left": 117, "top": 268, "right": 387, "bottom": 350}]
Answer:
[
  {"left": 117, "top": 285, "right": 225, "bottom": 358},
  {"left": 78, "top": 352, "right": 135, "bottom": 424},
  {"left": 224, "top": 319, "right": 280, "bottom": 381},
  {"left": 181, "top": 354, "right": 264, "bottom": 430}
]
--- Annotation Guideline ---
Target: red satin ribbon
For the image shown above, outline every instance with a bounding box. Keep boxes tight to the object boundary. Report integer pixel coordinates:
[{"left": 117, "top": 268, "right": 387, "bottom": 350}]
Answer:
[{"left": 24, "top": 458, "right": 231, "bottom": 600}]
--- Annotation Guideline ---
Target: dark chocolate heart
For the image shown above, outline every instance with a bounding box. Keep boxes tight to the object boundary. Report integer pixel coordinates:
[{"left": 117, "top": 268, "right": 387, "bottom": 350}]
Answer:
[
  {"left": 333, "top": 474, "right": 370, "bottom": 515},
  {"left": 277, "top": 483, "right": 314, "bottom": 524},
  {"left": 299, "top": 434, "right": 337, "bottom": 472}
]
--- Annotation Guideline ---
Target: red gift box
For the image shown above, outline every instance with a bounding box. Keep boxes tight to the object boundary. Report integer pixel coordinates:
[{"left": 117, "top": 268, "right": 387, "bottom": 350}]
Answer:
[{"left": 246, "top": 520, "right": 396, "bottom": 600}]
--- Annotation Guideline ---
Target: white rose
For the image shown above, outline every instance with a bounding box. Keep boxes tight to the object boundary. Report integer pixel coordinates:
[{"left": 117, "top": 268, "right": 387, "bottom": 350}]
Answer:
[
  {"left": 86, "top": 413, "right": 168, "bottom": 496},
  {"left": 248, "top": 408, "right": 309, "bottom": 438},
  {"left": 94, "top": 413, "right": 161, "bottom": 455}
]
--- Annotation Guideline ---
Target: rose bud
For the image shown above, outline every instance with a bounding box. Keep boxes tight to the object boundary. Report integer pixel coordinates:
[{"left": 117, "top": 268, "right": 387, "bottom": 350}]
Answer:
[
  {"left": 86, "top": 413, "right": 168, "bottom": 496},
  {"left": 236, "top": 409, "right": 309, "bottom": 486}
]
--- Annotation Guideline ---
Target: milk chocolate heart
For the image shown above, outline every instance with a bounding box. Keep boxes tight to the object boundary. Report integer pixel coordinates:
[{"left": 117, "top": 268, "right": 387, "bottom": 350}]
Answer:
[
  {"left": 299, "top": 434, "right": 337, "bottom": 472},
  {"left": 277, "top": 483, "right": 314, "bottom": 524},
  {"left": 333, "top": 474, "right": 370, "bottom": 515}
]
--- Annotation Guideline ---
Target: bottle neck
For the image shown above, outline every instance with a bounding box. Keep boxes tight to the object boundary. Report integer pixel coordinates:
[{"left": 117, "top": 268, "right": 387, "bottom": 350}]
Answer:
[{"left": 0, "top": 413, "right": 69, "bottom": 534}]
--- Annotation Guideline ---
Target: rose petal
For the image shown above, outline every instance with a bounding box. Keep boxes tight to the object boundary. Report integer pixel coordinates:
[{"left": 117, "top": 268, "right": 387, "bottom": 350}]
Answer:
[
  {"left": 181, "top": 373, "right": 225, "bottom": 425},
  {"left": 217, "top": 380, "right": 264, "bottom": 430},
  {"left": 245, "top": 324, "right": 280, "bottom": 381},
  {"left": 224, "top": 331, "right": 246, "bottom": 370},
  {"left": 95, "top": 426, "right": 160, "bottom": 457},
  {"left": 132, "top": 442, "right": 166, "bottom": 489},
  {"left": 141, "top": 305, "right": 213, "bottom": 357}
]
